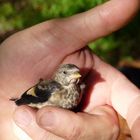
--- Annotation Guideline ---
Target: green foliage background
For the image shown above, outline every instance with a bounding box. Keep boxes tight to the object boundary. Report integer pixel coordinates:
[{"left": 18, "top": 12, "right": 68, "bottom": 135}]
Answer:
[{"left": 0, "top": 0, "right": 140, "bottom": 65}]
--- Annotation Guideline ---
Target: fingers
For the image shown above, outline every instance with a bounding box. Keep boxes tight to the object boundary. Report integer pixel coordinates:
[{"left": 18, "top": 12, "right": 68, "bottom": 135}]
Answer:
[
  {"left": 36, "top": 106, "right": 119, "bottom": 140},
  {"left": 13, "top": 106, "right": 63, "bottom": 140},
  {"left": 83, "top": 55, "right": 140, "bottom": 140},
  {"left": 13, "top": 105, "right": 119, "bottom": 140},
  {"left": 82, "top": 54, "right": 140, "bottom": 124}
]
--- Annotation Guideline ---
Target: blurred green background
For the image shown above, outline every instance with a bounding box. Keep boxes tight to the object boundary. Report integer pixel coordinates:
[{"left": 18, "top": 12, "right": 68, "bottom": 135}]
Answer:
[{"left": 0, "top": 0, "right": 140, "bottom": 66}]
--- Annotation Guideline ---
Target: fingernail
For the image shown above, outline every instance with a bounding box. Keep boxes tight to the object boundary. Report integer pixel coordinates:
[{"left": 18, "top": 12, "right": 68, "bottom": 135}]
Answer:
[
  {"left": 14, "top": 108, "right": 32, "bottom": 127},
  {"left": 39, "top": 111, "right": 55, "bottom": 129}
]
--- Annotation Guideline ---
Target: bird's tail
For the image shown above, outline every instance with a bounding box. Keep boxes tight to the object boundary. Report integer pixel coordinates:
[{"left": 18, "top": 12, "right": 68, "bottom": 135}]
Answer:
[
  {"left": 10, "top": 98, "right": 18, "bottom": 101},
  {"left": 10, "top": 98, "right": 27, "bottom": 106}
]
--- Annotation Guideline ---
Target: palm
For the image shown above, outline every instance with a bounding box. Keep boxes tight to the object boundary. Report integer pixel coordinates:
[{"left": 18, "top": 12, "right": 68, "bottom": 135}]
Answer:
[
  {"left": 0, "top": 20, "right": 123, "bottom": 139},
  {"left": 0, "top": 23, "right": 87, "bottom": 139}
]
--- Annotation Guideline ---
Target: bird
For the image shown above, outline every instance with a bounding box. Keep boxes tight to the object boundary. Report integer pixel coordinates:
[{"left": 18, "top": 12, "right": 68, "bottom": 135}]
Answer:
[{"left": 10, "top": 64, "right": 84, "bottom": 109}]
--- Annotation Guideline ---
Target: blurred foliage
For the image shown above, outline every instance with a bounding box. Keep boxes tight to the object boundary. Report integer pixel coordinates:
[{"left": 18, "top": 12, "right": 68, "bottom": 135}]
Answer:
[
  {"left": 0, "top": 0, "right": 105, "bottom": 31},
  {"left": 0, "top": 0, "right": 140, "bottom": 66}
]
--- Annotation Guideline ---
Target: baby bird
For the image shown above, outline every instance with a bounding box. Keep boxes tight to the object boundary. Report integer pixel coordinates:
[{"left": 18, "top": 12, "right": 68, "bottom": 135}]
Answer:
[{"left": 11, "top": 64, "right": 84, "bottom": 109}]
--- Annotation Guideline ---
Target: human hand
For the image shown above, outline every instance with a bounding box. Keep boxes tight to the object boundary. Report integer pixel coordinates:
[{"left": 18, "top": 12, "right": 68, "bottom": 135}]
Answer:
[{"left": 0, "top": 0, "right": 139, "bottom": 139}]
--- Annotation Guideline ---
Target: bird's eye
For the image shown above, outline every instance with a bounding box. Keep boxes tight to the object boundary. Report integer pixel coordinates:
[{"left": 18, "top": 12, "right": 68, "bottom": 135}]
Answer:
[{"left": 63, "top": 71, "right": 67, "bottom": 74}]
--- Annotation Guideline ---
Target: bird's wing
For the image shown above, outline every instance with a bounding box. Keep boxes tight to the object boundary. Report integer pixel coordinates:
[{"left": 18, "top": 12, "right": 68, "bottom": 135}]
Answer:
[
  {"left": 35, "top": 80, "right": 63, "bottom": 98},
  {"left": 15, "top": 80, "right": 64, "bottom": 106}
]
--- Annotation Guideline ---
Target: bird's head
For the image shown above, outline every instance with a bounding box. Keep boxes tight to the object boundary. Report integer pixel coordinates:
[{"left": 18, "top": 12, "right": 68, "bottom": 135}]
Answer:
[{"left": 54, "top": 64, "right": 81, "bottom": 86}]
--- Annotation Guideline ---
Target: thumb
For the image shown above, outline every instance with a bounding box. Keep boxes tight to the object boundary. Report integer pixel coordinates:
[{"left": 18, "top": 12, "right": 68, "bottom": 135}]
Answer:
[
  {"left": 53, "top": 0, "right": 139, "bottom": 43},
  {"left": 36, "top": 106, "right": 119, "bottom": 140}
]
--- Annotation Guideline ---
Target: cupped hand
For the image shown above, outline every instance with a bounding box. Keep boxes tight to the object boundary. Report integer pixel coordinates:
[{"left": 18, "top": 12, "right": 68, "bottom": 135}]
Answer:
[{"left": 0, "top": 0, "right": 139, "bottom": 139}]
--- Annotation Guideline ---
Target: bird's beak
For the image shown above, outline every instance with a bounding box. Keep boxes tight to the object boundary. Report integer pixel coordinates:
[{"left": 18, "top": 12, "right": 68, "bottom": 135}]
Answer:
[{"left": 71, "top": 72, "right": 81, "bottom": 79}]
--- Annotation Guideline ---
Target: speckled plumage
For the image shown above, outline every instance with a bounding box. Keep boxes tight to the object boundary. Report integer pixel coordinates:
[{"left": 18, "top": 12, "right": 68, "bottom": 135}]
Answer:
[{"left": 11, "top": 64, "right": 84, "bottom": 109}]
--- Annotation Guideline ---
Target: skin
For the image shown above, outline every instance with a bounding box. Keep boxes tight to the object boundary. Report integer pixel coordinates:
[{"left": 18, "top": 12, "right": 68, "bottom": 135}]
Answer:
[{"left": 0, "top": 0, "right": 140, "bottom": 139}]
